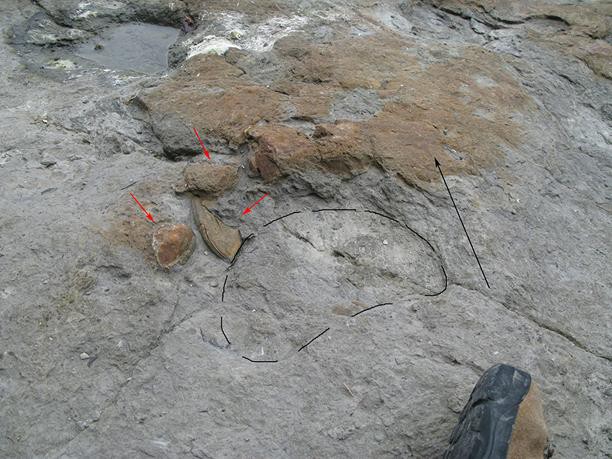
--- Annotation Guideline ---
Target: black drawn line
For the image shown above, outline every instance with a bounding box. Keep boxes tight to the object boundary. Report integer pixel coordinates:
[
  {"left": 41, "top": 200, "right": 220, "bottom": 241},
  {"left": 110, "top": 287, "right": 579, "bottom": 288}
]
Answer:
[
  {"left": 220, "top": 316, "right": 231, "bottom": 345},
  {"left": 120, "top": 181, "right": 138, "bottom": 190},
  {"left": 424, "top": 264, "right": 448, "bottom": 297},
  {"left": 403, "top": 223, "right": 437, "bottom": 254},
  {"left": 362, "top": 209, "right": 401, "bottom": 224},
  {"left": 312, "top": 208, "right": 357, "bottom": 213},
  {"left": 351, "top": 302, "right": 393, "bottom": 317},
  {"left": 297, "top": 327, "right": 330, "bottom": 352},
  {"left": 228, "top": 233, "right": 255, "bottom": 268},
  {"left": 263, "top": 211, "right": 302, "bottom": 227},
  {"left": 435, "top": 158, "right": 490, "bottom": 288},
  {"left": 221, "top": 275, "right": 228, "bottom": 302},
  {"left": 242, "top": 356, "right": 278, "bottom": 363}
]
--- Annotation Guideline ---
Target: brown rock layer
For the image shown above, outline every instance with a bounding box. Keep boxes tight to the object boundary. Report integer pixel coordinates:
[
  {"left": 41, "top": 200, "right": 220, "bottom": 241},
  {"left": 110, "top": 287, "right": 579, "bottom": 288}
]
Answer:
[{"left": 140, "top": 32, "right": 534, "bottom": 186}]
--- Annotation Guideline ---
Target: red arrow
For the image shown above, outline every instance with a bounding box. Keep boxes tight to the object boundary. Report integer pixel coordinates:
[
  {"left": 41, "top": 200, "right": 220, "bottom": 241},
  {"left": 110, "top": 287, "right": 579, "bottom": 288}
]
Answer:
[
  {"left": 129, "top": 192, "right": 155, "bottom": 223},
  {"left": 193, "top": 127, "right": 211, "bottom": 160},
  {"left": 242, "top": 193, "right": 269, "bottom": 216}
]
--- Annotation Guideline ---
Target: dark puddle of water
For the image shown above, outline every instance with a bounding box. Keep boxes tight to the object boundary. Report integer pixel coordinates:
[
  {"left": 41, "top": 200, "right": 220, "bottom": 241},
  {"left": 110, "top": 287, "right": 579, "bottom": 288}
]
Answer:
[{"left": 76, "top": 22, "right": 179, "bottom": 73}]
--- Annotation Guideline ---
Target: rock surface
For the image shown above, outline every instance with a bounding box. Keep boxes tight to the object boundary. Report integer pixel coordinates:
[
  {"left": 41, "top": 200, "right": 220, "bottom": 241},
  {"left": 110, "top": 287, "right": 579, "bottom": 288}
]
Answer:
[
  {"left": 0, "top": 0, "right": 610, "bottom": 458},
  {"left": 152, "top": 223, "right": 195, "bottom": 269}
]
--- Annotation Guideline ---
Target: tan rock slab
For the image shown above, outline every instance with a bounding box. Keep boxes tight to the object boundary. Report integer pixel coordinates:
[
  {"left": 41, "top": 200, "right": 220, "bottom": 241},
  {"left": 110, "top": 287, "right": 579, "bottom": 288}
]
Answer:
[
  {"left": 152, "top": 224, "right": 195, "bottom": 269},
  {"left": 192, "top": 199, "right": 242, "bottom": 260}
]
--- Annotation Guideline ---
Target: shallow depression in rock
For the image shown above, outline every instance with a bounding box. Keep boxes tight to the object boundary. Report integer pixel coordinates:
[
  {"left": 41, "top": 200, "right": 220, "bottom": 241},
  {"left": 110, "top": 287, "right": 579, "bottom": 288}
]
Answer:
[
  {"left": 221, "top": 210, "right": 446, "bottom": 360},
  {"left": 75, "top": 22, "right": 179, "bottom": 73}
]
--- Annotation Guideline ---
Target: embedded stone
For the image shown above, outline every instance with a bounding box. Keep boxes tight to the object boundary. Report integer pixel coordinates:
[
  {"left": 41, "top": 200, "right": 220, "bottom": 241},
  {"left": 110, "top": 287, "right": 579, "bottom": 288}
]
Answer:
[
  {"left": 175, "top": 162, "right": 239, "bottom": 195},
  {"left": 191, "top": 199, "right": 242, "bottom": 260},
  {"left": 152, "top": 223, "right": 195, "bottom": 269}
]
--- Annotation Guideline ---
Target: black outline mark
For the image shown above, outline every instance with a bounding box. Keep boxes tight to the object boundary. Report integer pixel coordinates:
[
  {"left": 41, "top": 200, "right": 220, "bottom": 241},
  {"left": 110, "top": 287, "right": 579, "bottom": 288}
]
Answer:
[
  {"left": 312, "top": 208, "right": 357, "bottom": 213},
  {"left": 221, "top": 275, "right": 228, "bottom": 302},
  {"left": 219, "top": 208, "right": 448, "bottom": 363},
  {"left": 263, "top": 211, "right": 302, "bottom": 227},
  {"left": 436, "top": 158, "right": 490, "bottom": 288},
  {"left": 221, "top": 316, "right": 231, "bottom": 345},
  {"left": 351, "top": 302, "right": 393, "bottom": 317},
  {"left": 242, "top": 356, "right": 278, "bottom": 363},
  {"left": 363, "top": 209, "right": 401, "bottom": 224},
  {"left": 120, "top": 181, "right": 138, "bottom": 191},
  {"left": 424, "top": 264, "right": 447, "bottom": 297},
  {"left": 228, "top": 233, "right": 255, "bottom": 268},
  {"left": 297, "top": 327, "right": 330, "bottom": 352},
  {"left": 403, "top": 223, "right": 437, "bottom": 254}
]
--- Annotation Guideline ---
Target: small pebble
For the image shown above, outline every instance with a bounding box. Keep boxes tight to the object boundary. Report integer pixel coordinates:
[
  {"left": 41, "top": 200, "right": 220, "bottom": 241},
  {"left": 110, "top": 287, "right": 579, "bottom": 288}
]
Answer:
[
  {"left": 382, "top": 240, "right": 388, "bottom": 245},
  {"left": 79, "top": 352, "right": 90, "bottom": 360},
  {"left": 210, "top": 281, "right": 219, "bottom": 288},
  {"left": 228, "top": 30, "right": 243, "bottom": 40}
]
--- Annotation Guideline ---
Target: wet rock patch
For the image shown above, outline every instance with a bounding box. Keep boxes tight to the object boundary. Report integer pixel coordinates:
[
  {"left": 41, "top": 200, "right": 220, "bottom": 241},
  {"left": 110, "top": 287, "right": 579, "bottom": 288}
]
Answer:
[{"left": 75, "top": 23, "right": 180, "bottom": 73}]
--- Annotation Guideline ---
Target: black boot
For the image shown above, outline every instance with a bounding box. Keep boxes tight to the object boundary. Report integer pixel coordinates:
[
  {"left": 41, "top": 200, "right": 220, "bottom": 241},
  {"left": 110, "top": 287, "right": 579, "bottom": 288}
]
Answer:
[{"left": 444, "top": 364, "right": 551, "bottom": 459}]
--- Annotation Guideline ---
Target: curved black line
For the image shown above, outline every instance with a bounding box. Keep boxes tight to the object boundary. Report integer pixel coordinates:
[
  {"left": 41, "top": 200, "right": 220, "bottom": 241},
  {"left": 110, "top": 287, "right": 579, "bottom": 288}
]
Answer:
[
  {"left": 242, "top": 356, "right": 278, "bottom": 363},
  {"left": 361, "top": 212, "right": 446, "bottom": 297},
  {"left": 361, "top": 210, "right": 446, "bottom": 296},
  {"left": 263, "top": 211, "right": 302, "bottom": 227},
  {"left": 312, "top": 208, "right": 357, "bottom": 213},
  {"left": 361, "top": 209, "right": 439, "bottom": 256},
  {"left": 228, "top": 233, "right": 255, "bottom": 268},
  {"left": 351, "top": 302, "right": 393, "bottom": 317},
  {"left": 221, "top": 275, "right": 228, "bottom": 302},
  {"left": 403, "top": 223, "right": 438, "bottom": 254},
  {"left": 362, "top": 209, "right": 401, "bottom": 224},
  {"left": 297, "top": 327, "right": 330, "bottom": 352},
  {"left": 424, "top": 263, "right": 448, "bottom": 297},
  {"left": 220, "top": 316, "right": 231, "bottom": 345}
]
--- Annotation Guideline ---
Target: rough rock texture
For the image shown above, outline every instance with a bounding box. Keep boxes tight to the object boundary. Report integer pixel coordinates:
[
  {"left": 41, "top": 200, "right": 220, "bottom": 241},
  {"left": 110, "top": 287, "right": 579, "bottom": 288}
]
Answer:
[
  {"left": 175, "top": 161, "right": 239, "bottom": 195},
  {"left": 0, "top": 0, "right": 610, "bottom": 458},
  {"left": 192, "top": 199, "right": 242, "bottom": 260},
  {"left": 152, "top": 224, "right": 195, "bottom": 269}
]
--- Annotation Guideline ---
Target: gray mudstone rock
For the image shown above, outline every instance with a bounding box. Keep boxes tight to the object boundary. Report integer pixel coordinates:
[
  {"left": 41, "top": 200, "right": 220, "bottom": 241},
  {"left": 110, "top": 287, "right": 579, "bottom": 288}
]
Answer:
[
  {"left": 0, "top": 1, "right": 610, "bottom": 458},
  {"left": 150, "top": 112, "right": 200, "bottom": 159}
]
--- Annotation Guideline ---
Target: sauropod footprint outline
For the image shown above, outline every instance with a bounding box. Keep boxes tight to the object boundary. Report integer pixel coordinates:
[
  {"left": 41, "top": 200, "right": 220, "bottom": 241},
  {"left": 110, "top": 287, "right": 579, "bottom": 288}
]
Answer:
[{"left": 217, "top": 208, "right": 448, "bottom": 363}]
